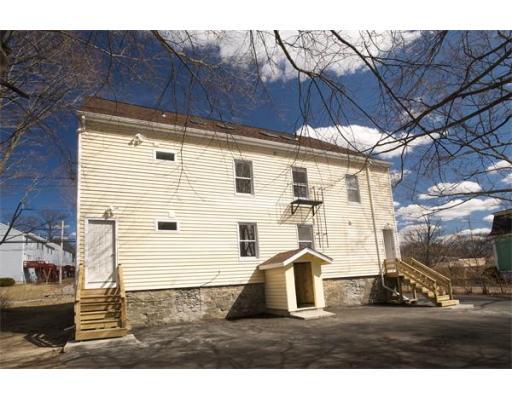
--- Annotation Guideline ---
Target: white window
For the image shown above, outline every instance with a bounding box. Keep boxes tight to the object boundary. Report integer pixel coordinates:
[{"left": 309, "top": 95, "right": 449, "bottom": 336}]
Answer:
[
  {"left": 346, "top": 174, "right": 361, "bottom": 203},
  {"left": 238, "top": 223, "right": 258, "bottom": 258},
  {"left": 154, "top": 150, "right": 176, "bottom": 161},
  {"left": 292, "top": 167, "right": 309, "bottom": 199},
  {"left": 298, "top": 224, "right": 314, "bottom": 249},
  {"left": 234, "top": 160, "right": 254, "bottom": 194},
  {"left": 156, "top": 221, "right": 179, "bottom": 231}
]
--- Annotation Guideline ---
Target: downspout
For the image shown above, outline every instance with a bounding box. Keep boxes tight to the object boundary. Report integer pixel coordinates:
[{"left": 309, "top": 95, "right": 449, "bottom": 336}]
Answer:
[
  {"left": 75, "top": 115, "right": 84, "bottom": 286},
  {"left": 365, "top": 163, "right": 398, "bottom": 297}
]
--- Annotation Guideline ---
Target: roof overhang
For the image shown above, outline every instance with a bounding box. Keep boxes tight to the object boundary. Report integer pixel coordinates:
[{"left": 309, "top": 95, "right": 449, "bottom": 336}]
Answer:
[
  {"left": 78, "top": 111, "right": 392, "bottom": 168},
  {"left": 258, "top": 247, "right": 333, "bottom": 271}
]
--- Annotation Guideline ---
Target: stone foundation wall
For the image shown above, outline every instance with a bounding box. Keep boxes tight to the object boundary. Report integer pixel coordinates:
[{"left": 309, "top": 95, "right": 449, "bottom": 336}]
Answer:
[
  {"left": 126, "top": 283, "right": 266, "bottom": 327},
  {"left": 324, "top": 276, "right": 387, "bottom": 306},
  {"left": 126, "top": 276, "right": 387, "bottom": 327}
]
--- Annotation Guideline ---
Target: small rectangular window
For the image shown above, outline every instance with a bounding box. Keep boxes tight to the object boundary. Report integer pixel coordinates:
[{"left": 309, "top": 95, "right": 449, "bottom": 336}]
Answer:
[
  {"left": 235, "top": 160, "right": 254, "bottom": 194},
  {"left": 157, "top": 221, "right": 178, "bottom": 231},
  {"left": 155, "top": 150, "right": 175, "bottom": 161},
  {"left": 238, "top": 223, "right": 258, "bottom": 257},
  {"left": 346, "top": 174, "right": 361, "bottom": 203},
  {"left": 292, "top": 167, "right": 309, "bottom": 199},
  {"left": 298, "top": 224, "right": 314, "bottom": 249}
]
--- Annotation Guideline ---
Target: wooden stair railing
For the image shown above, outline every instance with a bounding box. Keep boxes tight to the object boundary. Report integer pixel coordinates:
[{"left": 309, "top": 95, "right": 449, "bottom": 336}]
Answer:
[
  {"left": 116, "top": 265, "right": 128, "bottom": 330},
  {"left": 384, "top": 258, "right": 459, "bottom": 307},
  {"left": 74, "top": 264, "right": 129, "bottom": 341},
  {"left": 404, "top": 257, "right": 454, "bottom": 300},
  {"left": 74, "top": 264, "right": 85, "bottom": 337}
]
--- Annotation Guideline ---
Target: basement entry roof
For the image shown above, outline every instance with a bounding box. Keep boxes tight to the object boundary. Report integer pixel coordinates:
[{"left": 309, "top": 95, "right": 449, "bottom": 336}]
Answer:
[{"left": 258, "top": 247, "right": 333, "bottom": 271}]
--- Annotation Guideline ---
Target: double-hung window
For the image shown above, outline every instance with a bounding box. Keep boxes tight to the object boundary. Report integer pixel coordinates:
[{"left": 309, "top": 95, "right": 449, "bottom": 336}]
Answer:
[
  {"left": 346, "top": 174, "right": 361, "bottom": 203},
  {"left": 238, "top": 223, "right": 258, "bottom": 258},
  {"left": 292, "top": 167, "right": 309, "bottom": 199},
  {"left": 297, "top": 224, "right": 314, "bottom": 249},
  {"left": 235, "top": 160, "right": 254, "bottom": 194}
]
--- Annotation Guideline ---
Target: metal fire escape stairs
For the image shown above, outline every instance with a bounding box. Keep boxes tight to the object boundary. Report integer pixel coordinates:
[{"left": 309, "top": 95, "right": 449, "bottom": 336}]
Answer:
[{"left": 290, "top": 186, "right": 329, "bottom": 249}]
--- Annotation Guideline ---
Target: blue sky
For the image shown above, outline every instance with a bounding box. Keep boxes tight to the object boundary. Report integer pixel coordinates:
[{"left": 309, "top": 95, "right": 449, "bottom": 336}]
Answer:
[{"left": 2, "top": 32, "right": 510, "bottom": 243}]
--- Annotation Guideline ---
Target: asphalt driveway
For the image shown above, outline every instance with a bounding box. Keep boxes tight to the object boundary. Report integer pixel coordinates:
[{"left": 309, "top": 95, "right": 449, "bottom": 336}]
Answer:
[{"left": 1, "top": 295, "right": 511, "bottom": 368}]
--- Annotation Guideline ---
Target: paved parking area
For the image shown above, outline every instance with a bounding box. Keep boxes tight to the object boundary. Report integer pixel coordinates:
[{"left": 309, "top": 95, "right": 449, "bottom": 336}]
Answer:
[{"left": 1, "top": 296, "right": 511, "bottom": 368}]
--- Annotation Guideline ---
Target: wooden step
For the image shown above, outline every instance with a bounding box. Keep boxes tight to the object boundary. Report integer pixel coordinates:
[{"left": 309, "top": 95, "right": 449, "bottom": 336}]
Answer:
[
  {"left": 80, "top": 310, "right": 121, "bottom": 321},
  {"left": 81, "top": 302, "right": 121, "bottom": 312},
  {"left": 81, "top": 318, "right": 121, "bottom": 330},
  {"left": 436, "top": 299, "right": 460, "bottom": 307},
  {"left": 436, "top": 295, "right": 451, "bottom": 301},
  {"left": 81, "top": 294, "right": 121, "bottom": 303},
  {"left": 75, "top": 327, "right": 128, "bottom": 341},
  {"left": 81, "top": 288, "right": 119, "bottom": 296}
]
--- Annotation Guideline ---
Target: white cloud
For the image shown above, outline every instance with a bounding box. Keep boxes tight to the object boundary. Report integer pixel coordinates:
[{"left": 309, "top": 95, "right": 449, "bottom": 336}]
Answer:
[
  {"left": 435, "top": 199, "right": 501, "bottom": 221},
  {"left": 396, "top": 198, "right": 501, "bottom": 222},
  {"left": 393, "top": 201, "right": 400, "bottom": 207},
  {"left": 501, "top": 173, "right": 512, "bottom": 185},
  {"left": 486, "top": 160, "right": 512, "bottom": 173},
  {"left": 297, "top": 124, "right": 433, "bottom": 159},
  {"left": 418, "top": 181, "right": 482, "bottom": 200},
  {"left": 483, "top": 215, "right": 494, "bottom": 223},
  {"left": 390, "top": 170, "right": 411, "bottom": 186},
  {"left": 456, "top": 228, "right": 491, "bottom": 236},
  {"left": 162, "top": 30, "right": 421, "bottom": 82},
  {"left": 440, "top": 228, "right": 491, "bottom": 241},
  {"left": 395, "top": 204, "right": 429, "bottom": 221},
  {"left": 398, "top": 223, "right": 428, "bottom": 241}
]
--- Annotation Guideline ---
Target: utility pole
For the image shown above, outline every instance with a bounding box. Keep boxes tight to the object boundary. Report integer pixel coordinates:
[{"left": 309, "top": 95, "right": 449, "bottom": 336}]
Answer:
[{"left": 59, "top": 219, "right": 64, "bottom": 284}]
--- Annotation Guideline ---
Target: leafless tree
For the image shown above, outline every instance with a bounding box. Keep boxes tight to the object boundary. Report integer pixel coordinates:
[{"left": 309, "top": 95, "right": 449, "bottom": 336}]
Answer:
[
  {"left": 1, "top": 30, "right": 510, "bottom": 235},
  {"left": 152, "top": 30, "right": 512, "bottom": 205},
  {"left": 400, "top": 215, "right": 444, "bottom": 266}
]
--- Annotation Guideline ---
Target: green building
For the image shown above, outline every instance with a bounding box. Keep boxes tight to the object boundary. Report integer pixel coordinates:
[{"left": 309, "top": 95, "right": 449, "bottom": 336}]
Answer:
[{"left": 490, "top": 209, "right": 512, "bottom": 276}]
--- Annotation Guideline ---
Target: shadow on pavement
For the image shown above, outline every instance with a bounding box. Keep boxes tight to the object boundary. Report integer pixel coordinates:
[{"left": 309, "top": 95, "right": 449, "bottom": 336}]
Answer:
[{"left": 1, "top": 303, "right": 73, "bottom": 348}]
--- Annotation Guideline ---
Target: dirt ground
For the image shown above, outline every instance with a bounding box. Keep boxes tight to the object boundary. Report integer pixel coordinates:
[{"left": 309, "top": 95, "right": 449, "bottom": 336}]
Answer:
[{"left": 1, "top": 295, "right": 511, "bottom": 368}]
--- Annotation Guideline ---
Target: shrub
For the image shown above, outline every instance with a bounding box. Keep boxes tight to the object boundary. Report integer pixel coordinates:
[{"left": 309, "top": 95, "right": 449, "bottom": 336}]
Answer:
[
  {"left": 0, "top": 278, "right": 15, "bottom": 287},
  {"left": 0, "top": 294, "right": 10, "bottom": 310}
]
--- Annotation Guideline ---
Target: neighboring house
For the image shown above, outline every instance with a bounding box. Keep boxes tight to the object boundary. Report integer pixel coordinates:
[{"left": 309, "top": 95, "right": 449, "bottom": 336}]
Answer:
[
  {"left": 76, "top": 97, "right": 400, "bottom": 327},
  {"left": 489, "top": 209, "right": 512, "bottom": 277},
  {"left": 0, "top": 223, "right": 75, "bottom": 282}
]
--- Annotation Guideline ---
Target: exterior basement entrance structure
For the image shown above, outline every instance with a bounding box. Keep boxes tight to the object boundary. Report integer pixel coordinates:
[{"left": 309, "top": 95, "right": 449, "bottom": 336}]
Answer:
[{"left": 258, "top": 247, "right": 333, "bottom": 316}]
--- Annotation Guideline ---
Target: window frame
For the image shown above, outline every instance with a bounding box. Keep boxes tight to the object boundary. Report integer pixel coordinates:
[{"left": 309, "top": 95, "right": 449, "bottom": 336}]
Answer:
[
  {"left": 233, "top": 159, "right": 254, "bottom": 195},
  {"left": 155, "top": 220, "right": 180, "bottom": 232},
  {"left": 153, "top": 149, "right": 176, "bottom": 162},
  {"left": 346, "top": 174, "right": 361, "bottom": 203},
  {"left": 297, "top": 224, "right": 315, "bottom": 249},
  {"left": 292, "top": 166, "right": 309, "bottom": 199},
  {"left": 237, "top": 222, "right": 259, "bottom": 259}
]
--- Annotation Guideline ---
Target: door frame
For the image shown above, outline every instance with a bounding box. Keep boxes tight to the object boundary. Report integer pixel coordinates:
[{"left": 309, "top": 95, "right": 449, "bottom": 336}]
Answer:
[
  {"left": 293, "top": 261, "right": 316, "bottom": 308},
  {"left": 84, "top": 217, "right": 118, "bottom": 288},
  {"left": 382, "top": 228, "right": 396, "bottom": 260}
]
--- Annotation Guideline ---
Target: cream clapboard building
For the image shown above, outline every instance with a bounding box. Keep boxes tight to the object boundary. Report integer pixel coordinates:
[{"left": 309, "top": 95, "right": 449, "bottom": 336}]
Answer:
[{"left": 76, "top": 98, "right": 400, "bottom": 326}]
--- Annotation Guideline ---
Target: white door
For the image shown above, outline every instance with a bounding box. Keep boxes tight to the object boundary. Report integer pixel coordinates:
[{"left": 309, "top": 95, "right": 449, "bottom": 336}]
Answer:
[
  {"left": 383, "top": 229, "right": 396, "bottom": 260},
  {"left": 86, "top": 220, "right": 116, "bottom": 288}
]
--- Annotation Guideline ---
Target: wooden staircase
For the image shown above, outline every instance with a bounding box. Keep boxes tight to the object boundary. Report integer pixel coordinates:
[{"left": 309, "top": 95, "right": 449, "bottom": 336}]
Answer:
[
  {"left": 384, "top": 258, "right": 459, "bottom": 307},
  {"left": 74, "top": 265, "right": 129, "bottom": 341}
]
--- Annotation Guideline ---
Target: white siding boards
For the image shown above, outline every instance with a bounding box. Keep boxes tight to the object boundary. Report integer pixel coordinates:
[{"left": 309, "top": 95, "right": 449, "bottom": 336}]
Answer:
[{"left": 77, "top": 115, "right": 397, "bottom": 292}]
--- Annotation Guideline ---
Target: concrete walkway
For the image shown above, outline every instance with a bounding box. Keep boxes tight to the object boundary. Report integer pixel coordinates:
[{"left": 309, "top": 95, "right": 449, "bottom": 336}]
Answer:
[{"left": 1, "top": 296, "right": 511, "bottom": 368}]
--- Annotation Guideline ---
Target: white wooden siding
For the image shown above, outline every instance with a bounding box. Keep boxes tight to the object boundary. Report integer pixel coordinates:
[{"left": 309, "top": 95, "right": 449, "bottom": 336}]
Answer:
[
  {"left": 78, "top": 121, "right": 397, "bottom": 291},
  {"left": 264, "top": 268, "right": 288, "bottom": 310}
]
